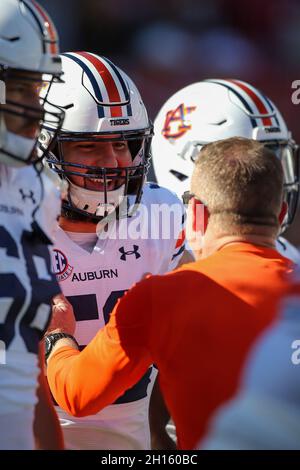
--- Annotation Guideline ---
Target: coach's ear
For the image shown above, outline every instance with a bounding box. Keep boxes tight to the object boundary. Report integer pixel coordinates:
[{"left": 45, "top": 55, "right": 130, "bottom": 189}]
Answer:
[
  {"left": 186, "top": 197, "right": 208, "bottom": 259},
  {"left": 278, "top": 201, "right": 288, "bottom": 226},
  {"left": 191, "top": 197, "right": 209, "bottom": 235}
]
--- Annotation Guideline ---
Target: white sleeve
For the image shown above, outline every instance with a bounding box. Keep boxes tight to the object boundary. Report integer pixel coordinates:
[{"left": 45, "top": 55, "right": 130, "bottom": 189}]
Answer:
[
  {"left": 276, "top": 237, "right": 300, "bottom": 264},
  {"left": 166, "top": 202, "right": 186, "bottom": 271}
]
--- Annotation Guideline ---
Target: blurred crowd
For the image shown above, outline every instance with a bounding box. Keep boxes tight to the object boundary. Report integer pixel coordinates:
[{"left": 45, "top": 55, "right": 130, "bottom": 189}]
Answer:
[{"left": 40, "top": 0, "right": 300, "bottom": 244}]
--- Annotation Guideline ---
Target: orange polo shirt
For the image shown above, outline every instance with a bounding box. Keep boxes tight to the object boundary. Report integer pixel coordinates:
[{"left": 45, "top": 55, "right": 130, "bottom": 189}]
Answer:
[{"left": 48, "top": 243, "right": 292, "bottom": 449}]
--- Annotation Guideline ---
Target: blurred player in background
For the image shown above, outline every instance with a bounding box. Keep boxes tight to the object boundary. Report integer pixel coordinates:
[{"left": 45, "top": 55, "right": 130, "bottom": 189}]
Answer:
[
  {"left": 152, "top": 79, "right": 299, "bottom": 261},
  {"left": 41, "top": 51, "right": 186, "bottom": 450},
  {"left": 201, "top": 273, "right": 300, "bottom": 449},
  {"left": 0, "top": 0, "right": 65, "bottom": 449}
]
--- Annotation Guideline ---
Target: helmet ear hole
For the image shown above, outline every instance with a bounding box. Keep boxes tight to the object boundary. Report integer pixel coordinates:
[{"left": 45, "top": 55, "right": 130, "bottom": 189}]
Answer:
[
  {"left": 128, "top": 139, "right": 143, "bottom": 160},
  {"left": 39, "top": 129, "right": 52, "bottom": 149},
  {"left": 169, "top": 169, "right": 188, "bottom": 182}
]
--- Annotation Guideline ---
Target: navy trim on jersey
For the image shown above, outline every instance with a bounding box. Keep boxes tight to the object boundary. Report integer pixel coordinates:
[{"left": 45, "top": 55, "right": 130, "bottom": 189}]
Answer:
[
  {"left": 277, "top": 238, "right": 287, "bottom": 252},
  {"left": 148, "top": 182, "right": 161, "bottom": 189},
  {"left": 114, "top": 367, "right": 152, "bottom": 404},
  {"left": 172, "top": 243, "right": 185, "bottom": 261}
]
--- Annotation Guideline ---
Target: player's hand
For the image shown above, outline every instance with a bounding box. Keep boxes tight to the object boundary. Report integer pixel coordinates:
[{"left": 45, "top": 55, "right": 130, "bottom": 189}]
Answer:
[{"left": 46, "top": 293, "right": 76, "bottom": 336}]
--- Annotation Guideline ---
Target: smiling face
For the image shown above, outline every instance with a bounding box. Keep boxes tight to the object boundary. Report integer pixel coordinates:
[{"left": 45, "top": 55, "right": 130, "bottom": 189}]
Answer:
[
  {"left": 2, "top": 71, "right": 44, "bottom": 140},
  {"left": 61, "top": 138, "right": 133, "bottom": 192}
]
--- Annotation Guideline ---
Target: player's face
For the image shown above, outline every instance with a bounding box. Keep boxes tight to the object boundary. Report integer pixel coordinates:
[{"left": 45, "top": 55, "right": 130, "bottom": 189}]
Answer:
[
  {"left": 62, "top": 139, "right": 132, "bottom": 191},
  {"left": 3, "top": 71, "right": 44, "bottom": 140}
]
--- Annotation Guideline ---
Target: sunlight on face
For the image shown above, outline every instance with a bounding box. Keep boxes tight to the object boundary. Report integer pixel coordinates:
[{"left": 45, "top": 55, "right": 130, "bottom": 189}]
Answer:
[
  {"left": 2, "top": 71, "right": 44, "bottom": 139},
  {"left": 62, "top": 139, "right": 133, "bottom": 191}
]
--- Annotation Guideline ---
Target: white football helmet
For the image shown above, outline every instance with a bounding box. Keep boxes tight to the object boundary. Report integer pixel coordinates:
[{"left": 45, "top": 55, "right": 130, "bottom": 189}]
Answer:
[
  {"left": 43, "top": 52, "right": 153, "bottom": 220},
  {"left": 152, "top": 79, "right": 299, "bottom": 229},
  {"left": 0, "top": 0, "right": 64, "bottom": 166}
]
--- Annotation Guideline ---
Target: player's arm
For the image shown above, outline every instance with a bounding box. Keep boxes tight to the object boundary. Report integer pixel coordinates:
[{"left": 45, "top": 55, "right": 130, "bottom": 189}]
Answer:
[
  {"left": 33, "top": 343, "right": 64, "bottom": 450},
  {"left": 47, "top": 280, "right": 153, "bottom": 417}
]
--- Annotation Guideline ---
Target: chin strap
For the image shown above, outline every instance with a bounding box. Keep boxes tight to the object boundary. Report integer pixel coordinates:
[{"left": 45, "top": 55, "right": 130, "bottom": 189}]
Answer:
[
  {"left": 67, "top": 180, "right": 126, "bottom": 217},
  {"left": 0, "top": 115, "right": 35, "bottom": 166}
]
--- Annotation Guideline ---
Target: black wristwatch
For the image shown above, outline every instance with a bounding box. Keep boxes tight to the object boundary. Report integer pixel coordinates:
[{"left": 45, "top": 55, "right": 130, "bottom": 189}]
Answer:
[{"left": 45, "top": 333, "right": 79, "bottom": 360}]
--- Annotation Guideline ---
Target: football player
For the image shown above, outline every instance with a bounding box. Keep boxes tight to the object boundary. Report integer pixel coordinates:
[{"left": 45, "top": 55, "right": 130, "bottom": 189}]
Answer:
[
  {"left": 0, "top": 0, "right": 65, "bottom": 449},
  {"left": 42, "top": 52, "right": 186, "bottom": 450},
  {"left": 152, "top": 79, "right": 300, "bottom": 262}
]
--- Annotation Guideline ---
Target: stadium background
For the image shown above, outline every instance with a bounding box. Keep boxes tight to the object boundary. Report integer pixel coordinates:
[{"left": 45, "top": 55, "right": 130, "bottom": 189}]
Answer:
[{"left": 40, "top": 0, "right": 300, "bottom": 246}]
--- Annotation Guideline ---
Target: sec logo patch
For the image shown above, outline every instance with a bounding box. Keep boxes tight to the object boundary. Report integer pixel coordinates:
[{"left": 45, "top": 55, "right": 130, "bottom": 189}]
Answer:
[{"left": 52, "top": 249, "right": 73, "bottom": 282}]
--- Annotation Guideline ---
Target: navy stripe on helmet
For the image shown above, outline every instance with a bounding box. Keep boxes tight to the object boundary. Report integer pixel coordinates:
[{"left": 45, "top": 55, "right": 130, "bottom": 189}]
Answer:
[
  {"left": 22, "top": 0, "right": 46, "bottom": 53},
  {"left": 205, "top": 79, "right": 257, "bottom": 128},
  {"left": 103, "top": 56, "right": 132, "bottom": 117},
  {"left": 62, "top": 53, "right": 105, "bottom": 118},
  {"left": 263, "top": 95, "right": 280, "bottom": 127}
]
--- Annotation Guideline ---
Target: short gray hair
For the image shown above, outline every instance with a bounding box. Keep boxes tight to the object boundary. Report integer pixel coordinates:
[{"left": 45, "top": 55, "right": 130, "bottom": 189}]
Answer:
[{"left": 191, "top": 137, "right": 284, "bottom": 233}]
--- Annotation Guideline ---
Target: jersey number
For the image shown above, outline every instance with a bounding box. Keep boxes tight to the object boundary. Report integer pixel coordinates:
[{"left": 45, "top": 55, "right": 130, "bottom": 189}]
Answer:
[
  {"left": 0, "top": 226, "right": 59, "bottom": 353},
  {"left": 67, "top": 290, "right": 127, "bottom": 331},
  {"left": 66, "top": 290, "right": 152, "bottom": 404}
]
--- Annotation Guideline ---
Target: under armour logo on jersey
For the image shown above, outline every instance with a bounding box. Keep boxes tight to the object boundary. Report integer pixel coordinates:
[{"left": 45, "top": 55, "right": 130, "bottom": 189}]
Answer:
[
  {"left": 119, "top": 245, "right": 141, "bottom": 261},
  {"left": 19, "top": 189, "right": 36, "bottom": 204}
]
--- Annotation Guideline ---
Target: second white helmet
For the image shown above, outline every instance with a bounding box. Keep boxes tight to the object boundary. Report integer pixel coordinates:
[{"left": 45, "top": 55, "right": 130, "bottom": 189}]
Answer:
[{"left": 152, "top": 79, "right": 299, "bottom": 229}]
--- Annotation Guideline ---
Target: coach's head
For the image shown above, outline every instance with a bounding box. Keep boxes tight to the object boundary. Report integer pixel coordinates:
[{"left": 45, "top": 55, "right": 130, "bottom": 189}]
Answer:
[{"left": 185, "top": 137, "right": 286, "bottom": 259}]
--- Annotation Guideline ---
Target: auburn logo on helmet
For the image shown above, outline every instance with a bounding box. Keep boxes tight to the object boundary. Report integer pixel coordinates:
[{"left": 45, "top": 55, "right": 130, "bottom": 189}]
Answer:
[{"left": 162, "top": 103, "right": 196, "bottom": 139}]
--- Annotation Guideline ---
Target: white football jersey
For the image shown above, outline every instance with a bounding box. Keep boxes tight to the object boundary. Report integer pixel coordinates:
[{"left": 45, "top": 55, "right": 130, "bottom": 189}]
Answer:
[
  {"left": 52, "top": 183, "right": 185, "bottom": 449},
  {"left": 276, "top": 237, "right": 300, "bottom": 264},
  {"left": 0, "top": 163, "right": 61, "bottom": 449}
]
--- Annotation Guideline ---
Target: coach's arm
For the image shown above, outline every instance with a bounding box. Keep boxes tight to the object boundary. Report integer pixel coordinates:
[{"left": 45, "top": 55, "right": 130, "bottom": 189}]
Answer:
[{"left": 46, "top": 280, "right": 153, "bottom": 417}]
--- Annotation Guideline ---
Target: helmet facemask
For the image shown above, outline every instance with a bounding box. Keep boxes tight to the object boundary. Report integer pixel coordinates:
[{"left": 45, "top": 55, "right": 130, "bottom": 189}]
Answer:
[
  {"left": 179, "top": 138, "right": 300, "bottom": 232},
  {"left": 263, "top": 140, "right": 299, "bottom": 232},
  {"left": 0, "top": 67, "right": 65, "bottom": 166},
  {"left": 0, "top": 0, "right": 65, "bottom": 166},
  {"left": 42, "top": 51, "right": 153, "bottom": 221},
  {"left": 46, "top": 127, "right": 153, "bottom": 221}
]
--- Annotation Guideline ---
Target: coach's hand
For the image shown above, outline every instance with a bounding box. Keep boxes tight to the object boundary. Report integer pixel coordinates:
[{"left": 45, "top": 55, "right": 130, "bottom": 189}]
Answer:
[{"left": 46, "top": 293, "right": 76, "bottom": 336}]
